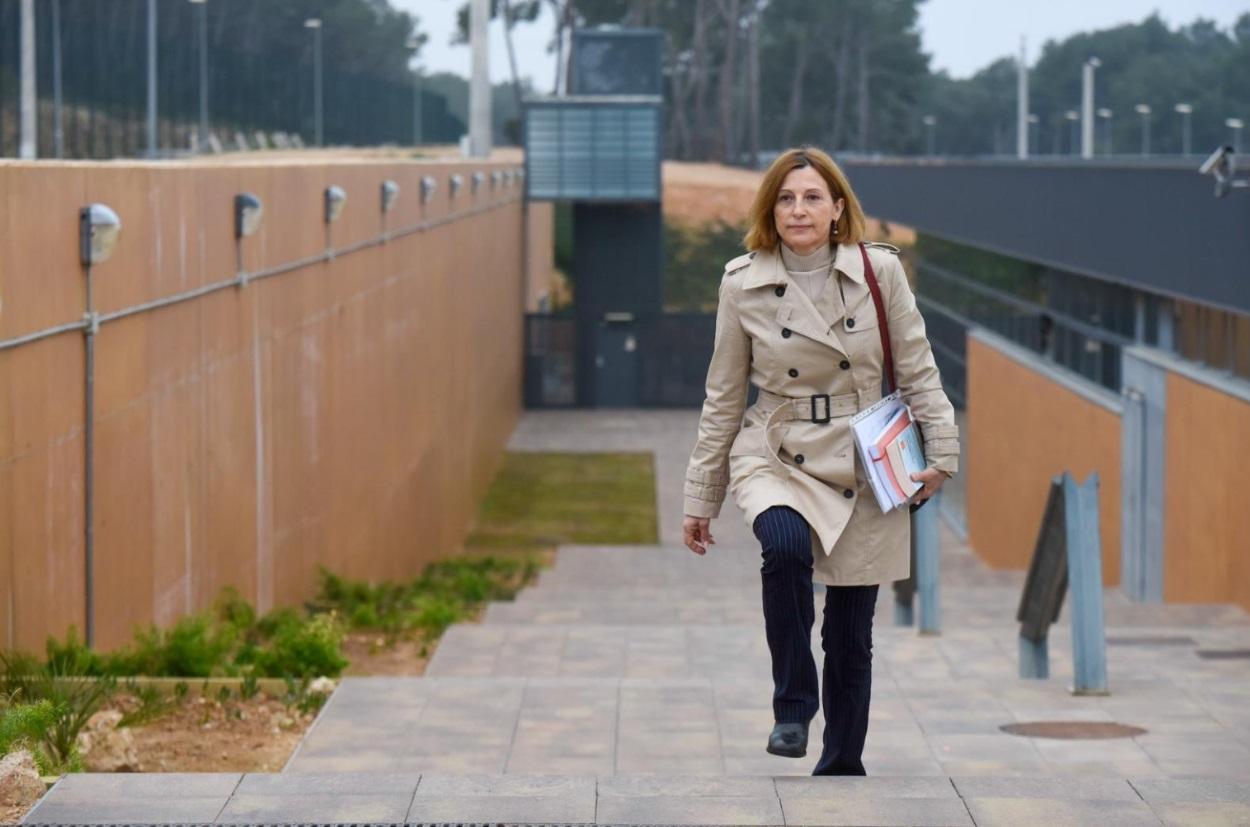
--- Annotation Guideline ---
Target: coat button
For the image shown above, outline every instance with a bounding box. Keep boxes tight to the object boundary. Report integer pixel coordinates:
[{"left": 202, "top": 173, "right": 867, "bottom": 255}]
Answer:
[
  {"left": 788, "top": 368, "right": 798, "bottom": 377},
  {"left": 840, "top": 360, "right": 851, "bottom": 370},
  {"left": 846, "top": 317, "right": 856, "bottom": 329},
  {"left": 843, "top": 488, "right": 854, "bottom": 499},
  {"left": 795, "top": 454, "right": 805, "bottom": 465},
  {"left": 775, "top": 285, "right": 786, "bottom": 297},
  {"left": 781, "top": 328, "right": 791, "bottom": 338}
]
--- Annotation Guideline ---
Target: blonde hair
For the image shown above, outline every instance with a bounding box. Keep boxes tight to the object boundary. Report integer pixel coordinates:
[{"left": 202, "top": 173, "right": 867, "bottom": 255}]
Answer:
[{"left": 743, "top": 146, "right": 867, "bottom": 251}]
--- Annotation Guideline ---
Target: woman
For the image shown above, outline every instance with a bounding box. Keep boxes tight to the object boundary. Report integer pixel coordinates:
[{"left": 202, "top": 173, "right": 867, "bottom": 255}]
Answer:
[{"left": 680, "top": 147, "right": 959, "bottom": 776}]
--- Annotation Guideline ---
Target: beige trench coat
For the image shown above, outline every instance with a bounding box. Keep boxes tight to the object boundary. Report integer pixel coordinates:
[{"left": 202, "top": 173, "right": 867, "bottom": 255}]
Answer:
[{"left": 683, "top": 241, "right": 960, "bottom": 586}]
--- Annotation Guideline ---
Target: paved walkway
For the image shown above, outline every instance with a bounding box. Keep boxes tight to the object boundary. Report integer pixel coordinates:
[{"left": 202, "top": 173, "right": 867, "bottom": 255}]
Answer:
[{"left": 24, "top": 410, "right": 1250, "bottom": 825}]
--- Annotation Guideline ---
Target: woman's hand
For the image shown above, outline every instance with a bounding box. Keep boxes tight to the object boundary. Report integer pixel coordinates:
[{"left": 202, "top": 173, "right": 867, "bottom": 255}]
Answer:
[
  {"left": 910, "top": 468, "right": 949, "bottom": 503},
  {"left": 683, "top": 515, "right": 715, "bottom": 555}
]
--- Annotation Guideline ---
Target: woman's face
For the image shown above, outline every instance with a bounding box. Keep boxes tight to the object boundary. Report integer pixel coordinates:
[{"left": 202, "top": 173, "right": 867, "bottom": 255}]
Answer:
[{"left": 773, "top": 165, "right": 844, "bottom": 254}]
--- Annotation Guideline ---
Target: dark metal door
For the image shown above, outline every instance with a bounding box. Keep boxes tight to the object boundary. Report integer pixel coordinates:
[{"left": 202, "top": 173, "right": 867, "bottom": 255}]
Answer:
[{"left": 594, "top": 315, "right": 639, "bottom": 407}]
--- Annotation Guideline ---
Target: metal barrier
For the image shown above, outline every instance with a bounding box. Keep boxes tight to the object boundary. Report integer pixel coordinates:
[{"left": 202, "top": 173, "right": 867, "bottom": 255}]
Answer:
[
  {"left": 894, "top": 492, "right": 942, "bottom": 634},
  {"left": 1017, "top": 471, "right": 1109, "bottom": 694}
]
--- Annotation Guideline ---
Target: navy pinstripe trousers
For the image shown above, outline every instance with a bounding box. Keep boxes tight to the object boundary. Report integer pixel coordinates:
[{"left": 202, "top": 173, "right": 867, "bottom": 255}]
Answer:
[{"left": 752, "top": 505, "right": 879, "bottom": 776}]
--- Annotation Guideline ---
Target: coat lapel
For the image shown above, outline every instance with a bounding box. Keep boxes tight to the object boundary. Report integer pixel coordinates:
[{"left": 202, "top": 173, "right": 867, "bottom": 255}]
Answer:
[{"left": 742, "top": 246, "right": 848, "bottom": 358}]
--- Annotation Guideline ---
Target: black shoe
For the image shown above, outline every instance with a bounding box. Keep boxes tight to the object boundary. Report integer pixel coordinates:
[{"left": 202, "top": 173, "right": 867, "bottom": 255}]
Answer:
[{"left": 766, "top": 721, "right": 809, "bottom": 758}]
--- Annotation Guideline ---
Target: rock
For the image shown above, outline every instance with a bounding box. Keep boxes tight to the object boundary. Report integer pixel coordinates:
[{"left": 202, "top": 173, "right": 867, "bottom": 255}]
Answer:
[
  {"left": 86, "top": 709, "right": 124, "bottom": 732},
  {"left": 276, "top": 715, "right": 295, "bottom": 729},
  {"left": 0, "top": 750, "right": 44, "bottom": 809},
  {"left": 80, "top": 727, "right": 139, "bottom": 773},
  {"left": 308, "top": 677, "right": 336, "bottom": 696}
]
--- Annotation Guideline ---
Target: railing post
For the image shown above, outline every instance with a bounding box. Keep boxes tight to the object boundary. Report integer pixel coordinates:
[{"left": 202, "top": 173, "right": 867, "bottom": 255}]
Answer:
[
  {"left": 1065, "top": 471, "right": 1109, "bottom": 695},
  {"left": 915, "top": 490, "right": 941, "bottom": 635}
]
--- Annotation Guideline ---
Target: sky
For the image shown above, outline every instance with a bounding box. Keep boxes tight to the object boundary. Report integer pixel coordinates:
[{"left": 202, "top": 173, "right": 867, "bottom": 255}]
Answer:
[{"left": 396, "top": 0, "right": 1249, "bottom": 88}]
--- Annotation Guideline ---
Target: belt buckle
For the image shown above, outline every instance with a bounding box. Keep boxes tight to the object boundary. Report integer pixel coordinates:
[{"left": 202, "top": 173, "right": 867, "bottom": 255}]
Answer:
[{"left": 809, "top": 393, "right": 832, "bottom": 424}]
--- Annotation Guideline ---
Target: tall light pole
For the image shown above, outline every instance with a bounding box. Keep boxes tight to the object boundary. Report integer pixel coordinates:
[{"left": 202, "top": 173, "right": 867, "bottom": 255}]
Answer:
[
  {"left": 407, "top": 36, "right": 424, "bottom": 146},
  {"left": 19, "top": 0, "right": 36, "bottom": 158},
  {"left": 1065, "top": 110, "right": 1080, "bottom": 156},
  {"left": 922, "top": 115, "right": 937, "bottom": 156},
  {"left": 469, "top": 0, "right": 491, "bottom": 157},
  {"left": 1174, "top": 102, "right": 1192, "bottom": 156},
  {"left": 52, "top": 0, "right": 64, "bottom": 158},
  {"left": 1097, "top": 107, "right": 1112, "bottom": 156},
  {"left": 1080, "top": 56, "right": 1100, "bottom": 159},
  {"left": 305, "top": 18, "right": 324, "bottom": 147},
  {"left": 1226, "top": 118, "right": 1244, "bottom": 155},
  {"left": 146, "top": 0, "right": 157, "bottom": 157},
  {"left": 189, "top": 0, "right": 209, "bottom": 150},
  {"left": 1017, "top": 36, "right": 1029, "bottom": 158},
  {"left": 1135, "top": 104, "right": 1151, "bottom": 156}
]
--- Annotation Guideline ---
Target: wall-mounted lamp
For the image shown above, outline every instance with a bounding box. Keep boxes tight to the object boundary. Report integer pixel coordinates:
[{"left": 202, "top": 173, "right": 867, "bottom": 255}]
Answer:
[
  {"left": 471, "top": 171, "right": 486, "bottom": 194},
  {"left": 503, "top": 170, "right": 514, "bottom": 187},
  {"left": 420, "top": 175, "right": 437, "bottom": 203},
  {"left": 449, "top": 174, "right": 463, "bottom": 199},
  {"left": 491, "top": 170, "right": 502, "bottom": 189},
  {"left": 79, "top": 203, "right": 122, "bottom": 266},
  {"left": 380, "top": 179, "right": 401, "bottom": 213},
  {"left": 234, "top": 193, "right": 264, "bottom": 238},
  {"left": 324, "top": 185, "right": 347, "bottom": 223}
]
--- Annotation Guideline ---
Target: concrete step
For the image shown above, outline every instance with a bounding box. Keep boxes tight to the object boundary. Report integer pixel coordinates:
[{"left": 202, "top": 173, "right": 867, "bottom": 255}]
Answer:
[{"left": 24, "top": 770, "right": 1250, "bottom": 825}]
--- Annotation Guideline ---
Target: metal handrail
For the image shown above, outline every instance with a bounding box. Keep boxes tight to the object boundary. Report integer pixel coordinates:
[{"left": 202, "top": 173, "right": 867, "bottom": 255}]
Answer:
[{"left": 917, "top": 261, "right": 1135, "bottom": 348}]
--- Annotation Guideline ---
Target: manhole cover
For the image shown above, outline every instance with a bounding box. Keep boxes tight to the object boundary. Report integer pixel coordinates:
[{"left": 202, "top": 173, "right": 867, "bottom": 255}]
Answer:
[{"left": 1000, "top": 721, "right": 1148, "bottom": 739}]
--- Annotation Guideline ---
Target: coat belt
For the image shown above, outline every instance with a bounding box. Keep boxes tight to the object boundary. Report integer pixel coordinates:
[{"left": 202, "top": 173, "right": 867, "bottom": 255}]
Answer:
[{"left": 754, "top": 388, "right": 862, "bottom": 477}]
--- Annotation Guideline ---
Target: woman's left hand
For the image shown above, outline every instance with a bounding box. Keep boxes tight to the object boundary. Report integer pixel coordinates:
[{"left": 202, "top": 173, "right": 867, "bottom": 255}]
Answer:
[{"left": 909, "top": 468, "right": 948, "bottom": 502}]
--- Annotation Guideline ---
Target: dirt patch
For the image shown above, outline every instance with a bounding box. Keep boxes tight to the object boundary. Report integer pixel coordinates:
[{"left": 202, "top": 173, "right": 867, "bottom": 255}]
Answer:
[
  {"left": 662, "top": 160, "right": 916, "bottom": 247},
  {"left": 341, "top": 633, "right": 434, "bottom": 677},
  {"left": 94, "top": 691, "right": 312, "bottom": 774}
]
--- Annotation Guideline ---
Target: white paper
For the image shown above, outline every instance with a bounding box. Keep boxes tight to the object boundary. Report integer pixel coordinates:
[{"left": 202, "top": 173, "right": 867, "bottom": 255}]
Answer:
[{"left": 849, "top": 390, "right": 910, "bottom": 513}]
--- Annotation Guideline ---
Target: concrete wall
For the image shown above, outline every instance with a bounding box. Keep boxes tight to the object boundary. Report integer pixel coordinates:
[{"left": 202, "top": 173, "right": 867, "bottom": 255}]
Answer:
[
  {"left": 966, "top": 331, "right": 1122, "bottom": 583},
  {"left": 0, "top": 157, "right": 530, "bottom": 652},
  {"left": 1163, "top": 372, "right": 1250, "bottom": 611}
]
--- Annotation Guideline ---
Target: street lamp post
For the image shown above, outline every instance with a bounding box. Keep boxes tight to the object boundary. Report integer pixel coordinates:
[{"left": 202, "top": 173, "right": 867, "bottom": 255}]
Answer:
[
  {"left": 1227, "top": 118, "right": 1244, "bottom": 155},
  {"left": 406, "top": 36, "right": 423, "bottom": 146},
  {"left": 305, "top": 18, "right": 324, "bottom": 147},
  {"left": 1097, "top": 107, "right": 1112, "bottom": 155},
  {"left": 1065, "top": 110, "right": 1080, "bottom": 156},
  {"left": 189, "top": 0, "right": 209, "bottom": 151},
  {"left": 1081, "top": 57, "right": 1100, "bottom": 159},
  {"left": 922, "top": 114, "right": 936, "bottom": 156},
  {"left": 1174, "top": 103, "right": 1192, "bottom": 156},
  {"left": 1135, "top": 104, "right": 1151, "bottom": 156}
]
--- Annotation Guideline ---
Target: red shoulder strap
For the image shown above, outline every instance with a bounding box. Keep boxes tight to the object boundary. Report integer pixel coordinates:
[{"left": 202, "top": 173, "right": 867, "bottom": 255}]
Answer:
[{"left": 858, "top": 242, "right": 897, "bottom": 394}]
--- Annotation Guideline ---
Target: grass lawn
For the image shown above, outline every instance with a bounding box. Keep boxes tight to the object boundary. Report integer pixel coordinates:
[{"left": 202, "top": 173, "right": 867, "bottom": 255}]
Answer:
[{"left": 465, "top": 451, "right": 658, "bottom": 548}]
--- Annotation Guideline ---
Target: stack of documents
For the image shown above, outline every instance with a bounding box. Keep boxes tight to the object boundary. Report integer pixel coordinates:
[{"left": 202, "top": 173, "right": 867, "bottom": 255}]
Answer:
[{"left": 849, "top": 392, "right": 926, "bottom": 513}]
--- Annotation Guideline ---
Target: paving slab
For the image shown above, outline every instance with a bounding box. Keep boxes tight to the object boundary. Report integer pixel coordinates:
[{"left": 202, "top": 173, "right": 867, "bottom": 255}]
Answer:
[
  {"left": 596, "top": 775, "right": 784, "bottom": 826},
  {"left": 406, "top": 774, "right": 597, "bottom": 824},
  {"left": 21, "top": 773, "right": 240, "bottom": 825}
]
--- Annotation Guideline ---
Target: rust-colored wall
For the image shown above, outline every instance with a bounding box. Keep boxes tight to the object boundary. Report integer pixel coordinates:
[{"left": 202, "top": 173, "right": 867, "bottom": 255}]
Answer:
[
  {"left": 966, "top": 336, "right": 1122, "bottom": 582},
  {"left": 0, "top": 158, "right": 528, "bottom": 652},
  {"left": 1163, "top": 373, "right": 1250, "bottom": 611}
]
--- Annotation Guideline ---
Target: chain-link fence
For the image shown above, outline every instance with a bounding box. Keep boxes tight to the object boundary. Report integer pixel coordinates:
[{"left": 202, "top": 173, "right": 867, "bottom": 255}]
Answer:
[{"left": 0, "top": 0, "right": 464, "bottom": 159}]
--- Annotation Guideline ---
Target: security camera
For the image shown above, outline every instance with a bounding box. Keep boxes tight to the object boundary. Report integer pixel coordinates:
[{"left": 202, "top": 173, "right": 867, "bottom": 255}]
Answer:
[{"left": 1198, "top": 145, "right": 1249, "bottom": 197}]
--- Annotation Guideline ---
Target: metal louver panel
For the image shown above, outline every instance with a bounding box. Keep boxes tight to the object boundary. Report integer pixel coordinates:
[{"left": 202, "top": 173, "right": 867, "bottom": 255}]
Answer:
[{"left": 525, "top": 100, "right": 661, "bottom": 202}]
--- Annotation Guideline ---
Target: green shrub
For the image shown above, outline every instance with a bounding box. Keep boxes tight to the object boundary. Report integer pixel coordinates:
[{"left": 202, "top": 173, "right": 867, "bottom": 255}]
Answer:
[
  {"left": 0, "top": 649, "right": 114, "bottom": 773},
  {"left": 0, "top": 693, "right": 57, "bottom": 772},
  {"left": 248, "top": 613, "right": 347, "bottom": 679}
]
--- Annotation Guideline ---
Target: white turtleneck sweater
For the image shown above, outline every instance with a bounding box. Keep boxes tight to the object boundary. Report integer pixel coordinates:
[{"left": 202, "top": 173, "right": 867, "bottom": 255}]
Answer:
[{"left": 779, "top": 242, "right": 833, "bottom": 306}]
